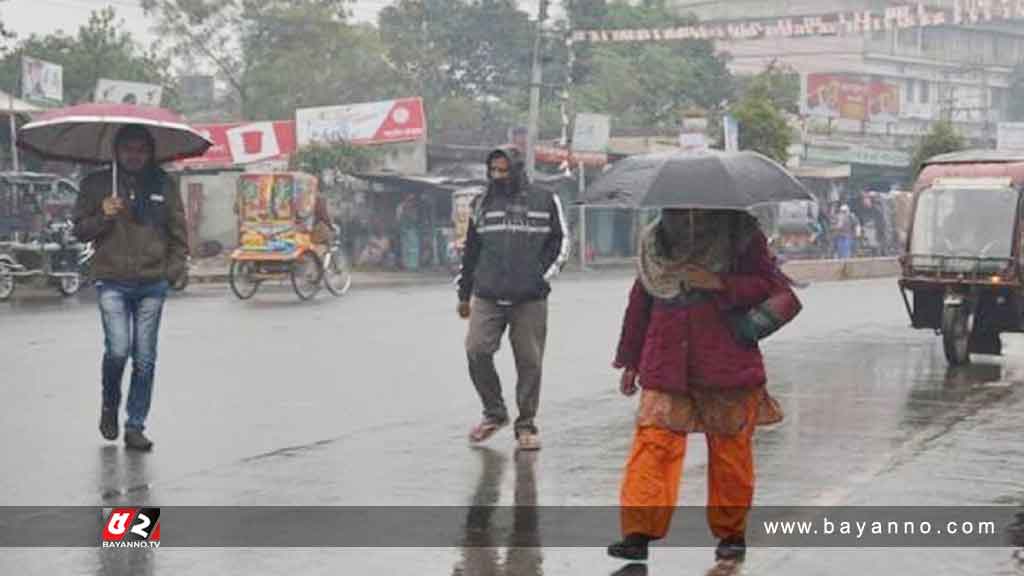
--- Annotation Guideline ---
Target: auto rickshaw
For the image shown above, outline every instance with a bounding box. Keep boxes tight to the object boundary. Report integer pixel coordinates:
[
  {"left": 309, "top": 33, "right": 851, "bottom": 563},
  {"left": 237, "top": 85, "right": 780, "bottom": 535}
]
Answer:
[
  {"left": 0, "top": 172, "right": 87, "bottom": 301},
  {"left": 229, "top": 172, "right": 351, "bottom": 301},
  {"left": 898, "top": 150, "right": 1024, "bottom": 365}
]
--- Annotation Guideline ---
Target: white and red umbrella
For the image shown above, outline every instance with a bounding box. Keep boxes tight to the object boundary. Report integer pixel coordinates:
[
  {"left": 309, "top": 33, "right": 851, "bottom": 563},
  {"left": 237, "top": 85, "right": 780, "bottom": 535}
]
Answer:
[{"left": 17, "top": 103, "right": 212, "bottom": 165}]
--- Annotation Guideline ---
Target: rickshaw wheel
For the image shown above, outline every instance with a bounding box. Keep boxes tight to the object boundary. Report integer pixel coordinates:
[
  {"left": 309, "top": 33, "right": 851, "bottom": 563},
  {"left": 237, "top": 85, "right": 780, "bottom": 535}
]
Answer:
[
  {"left": 291, "top": 251, "right": 323, "bottom": 300},
  {"left": 58, "top": 274, "right": 81, "bottom": 296},
  {"left": 0, "top": 270, "right": 13, "bottom": 301},
  {"left": 323, "top": 248, "right": 352, "bottom": 297},
  {"left": 229, "top": 260, "right": 260, "bottom": 300},
  {"left": 942, "top": 305, "right": 973, "bottom": 366}
]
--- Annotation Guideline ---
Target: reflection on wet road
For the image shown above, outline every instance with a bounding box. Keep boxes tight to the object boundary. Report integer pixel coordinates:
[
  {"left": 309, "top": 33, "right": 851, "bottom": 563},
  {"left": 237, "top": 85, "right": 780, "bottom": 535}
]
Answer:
[{"left": 2, "top": 277, "right": 1023, "bottom": 574}]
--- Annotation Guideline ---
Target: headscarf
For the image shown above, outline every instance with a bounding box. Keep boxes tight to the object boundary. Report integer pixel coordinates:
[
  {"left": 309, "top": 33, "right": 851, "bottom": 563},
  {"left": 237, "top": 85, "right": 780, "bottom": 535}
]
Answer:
[{"left": 638, "top": 209, "right": 757, "bottom": 300}]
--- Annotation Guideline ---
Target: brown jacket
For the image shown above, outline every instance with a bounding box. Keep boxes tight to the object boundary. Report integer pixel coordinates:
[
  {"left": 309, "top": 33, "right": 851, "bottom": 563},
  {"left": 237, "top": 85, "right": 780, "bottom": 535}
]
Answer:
[{"left": 73, "top": 169, "right": 188, "bottom": 284}]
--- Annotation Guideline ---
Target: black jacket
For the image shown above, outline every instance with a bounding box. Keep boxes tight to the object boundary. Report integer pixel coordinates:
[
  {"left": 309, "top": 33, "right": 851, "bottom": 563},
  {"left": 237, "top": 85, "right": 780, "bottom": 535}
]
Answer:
[{"left": 457, "top": 150, "right": 569, "bottom": 304}]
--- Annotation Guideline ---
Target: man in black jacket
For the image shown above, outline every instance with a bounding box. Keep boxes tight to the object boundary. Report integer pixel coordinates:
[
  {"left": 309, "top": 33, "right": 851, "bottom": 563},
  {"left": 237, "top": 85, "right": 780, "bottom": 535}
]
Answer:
[{"left": 456, "top": 147, "right": 569, "bottom": 451}]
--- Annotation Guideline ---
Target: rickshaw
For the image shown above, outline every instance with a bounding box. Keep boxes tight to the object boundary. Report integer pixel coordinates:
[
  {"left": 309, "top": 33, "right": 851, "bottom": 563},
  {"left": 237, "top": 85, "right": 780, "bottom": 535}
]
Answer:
[
  {"left": 0, "top": 172, "right": 87, "bottom": 301},
  {"left": 229, "top": 172, "right": 351, "bottom": 301},
  {"left": 898, "top": 150, "right": 1024, "bottom": 365}
]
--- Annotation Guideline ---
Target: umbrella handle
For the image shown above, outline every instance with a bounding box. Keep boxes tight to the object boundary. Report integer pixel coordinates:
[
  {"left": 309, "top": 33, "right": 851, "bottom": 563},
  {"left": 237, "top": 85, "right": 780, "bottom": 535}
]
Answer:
[{"left": 112, "top": 160, "right": 117, "bottom": 198}]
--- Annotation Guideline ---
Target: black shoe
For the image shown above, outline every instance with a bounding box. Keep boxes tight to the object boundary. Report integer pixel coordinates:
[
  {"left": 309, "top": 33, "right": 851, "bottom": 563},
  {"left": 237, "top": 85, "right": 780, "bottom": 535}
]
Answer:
[
  {"left": 99, "top": 407, "right": 118, "bottom": 441},
  {"left": 715, "top": 536, "right": 746, "bottom": 562},
  {"left": 124, "top": 429, "right": 153, "bottom": 451},
  {"left": 607, "top": 533, "right": 652, "bottom": 561}
]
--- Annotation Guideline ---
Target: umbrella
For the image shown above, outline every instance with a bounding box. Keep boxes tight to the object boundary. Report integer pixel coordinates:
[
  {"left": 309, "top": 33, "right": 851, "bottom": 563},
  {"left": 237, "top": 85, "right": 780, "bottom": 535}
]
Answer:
[
  {"left": 583, "top": 150, "right": 814, "bottom": 210},
  {"left": 17, "top": 103, "right": 211, "bottom": 165}
]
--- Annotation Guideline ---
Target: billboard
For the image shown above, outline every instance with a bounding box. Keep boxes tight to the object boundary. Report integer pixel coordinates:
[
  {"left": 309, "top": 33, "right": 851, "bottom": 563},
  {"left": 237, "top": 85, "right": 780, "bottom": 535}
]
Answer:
[
  {"left": 175, "top": 121, "right": 297, "bottom": 169},
  {"left": 95, "top": 79, "right": 163, "bottom": 107},
  {"left": 572, "top": 113, "right": 611, "bottom": 152},
  {"left": 21, "top": 56, "right": 62, "bottom": 104},
  {"left": 803, "top": 74, "right": 901, "bottom": 122},
  {"left": 296, "top": 97, "right": 426, "bottom": 146}
]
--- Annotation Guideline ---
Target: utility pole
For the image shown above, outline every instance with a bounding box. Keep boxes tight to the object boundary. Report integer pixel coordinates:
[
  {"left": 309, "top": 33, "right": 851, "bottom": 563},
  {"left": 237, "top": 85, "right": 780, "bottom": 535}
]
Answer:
[
  {"left": 526, "top": 0, "right": 550, "bottom": 182},
  {"left": 8, "top": 57, "right": 19, "bottom": 172},
  {"left": 560, "top": 0, "right": 575, "bottom": 151}
]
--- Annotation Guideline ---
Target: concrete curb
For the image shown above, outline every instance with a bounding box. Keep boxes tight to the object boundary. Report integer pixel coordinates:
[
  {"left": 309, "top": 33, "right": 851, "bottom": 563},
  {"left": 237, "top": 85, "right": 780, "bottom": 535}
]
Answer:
[{"left": 187, "top": 257, "right": 900, "bottom": 290}]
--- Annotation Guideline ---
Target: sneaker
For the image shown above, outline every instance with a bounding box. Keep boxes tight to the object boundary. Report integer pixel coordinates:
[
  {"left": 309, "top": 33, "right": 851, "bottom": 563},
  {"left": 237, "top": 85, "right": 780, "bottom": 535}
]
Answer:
[
  {"left": 715, "top": 536, "right": 746, "bottom": 562},
  {"left": 607, "top": 533, "right": 652, "bottom": 561},
  {"left": 469, "top": 418, "right": 508, "bottom": 444},
  {"left": 99, "top": 407, "right": 118, "bottom": 441},
  {"left": 124, "top": 429, "right": 154, "bottom": 451},
  {"left": 516, "top": 431, "right": 541, "bottom": 451}
]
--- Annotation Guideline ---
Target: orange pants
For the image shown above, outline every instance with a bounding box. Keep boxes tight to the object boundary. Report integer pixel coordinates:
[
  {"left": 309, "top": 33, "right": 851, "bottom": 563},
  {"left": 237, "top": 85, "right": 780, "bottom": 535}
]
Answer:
[{"left": 619, "top": 397, "right": 757, "bottom": 540}]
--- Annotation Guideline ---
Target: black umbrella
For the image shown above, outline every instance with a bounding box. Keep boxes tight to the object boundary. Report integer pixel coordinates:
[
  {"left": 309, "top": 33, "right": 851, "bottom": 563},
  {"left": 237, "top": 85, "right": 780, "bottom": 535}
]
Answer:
[{"left": 583, "top": 150, "right": 814, "bottom": 209}]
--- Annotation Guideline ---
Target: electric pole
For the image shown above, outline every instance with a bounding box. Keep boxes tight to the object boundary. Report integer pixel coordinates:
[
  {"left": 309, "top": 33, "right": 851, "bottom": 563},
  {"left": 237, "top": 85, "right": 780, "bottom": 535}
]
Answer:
[{"left": 526, "top": 0, "right": 550, "bottom": 181}]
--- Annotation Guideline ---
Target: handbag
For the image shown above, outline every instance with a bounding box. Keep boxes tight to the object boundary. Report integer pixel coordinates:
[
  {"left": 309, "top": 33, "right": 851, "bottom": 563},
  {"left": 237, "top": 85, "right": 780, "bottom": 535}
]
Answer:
[{"left": 727, "top": 265, "right": 803, "bottom": 347}]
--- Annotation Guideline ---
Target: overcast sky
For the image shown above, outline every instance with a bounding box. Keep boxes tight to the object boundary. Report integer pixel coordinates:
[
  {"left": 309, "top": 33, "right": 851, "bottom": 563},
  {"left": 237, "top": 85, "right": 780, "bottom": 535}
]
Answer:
[{"left": 1, "top": 0, "right": 563, "bottom": 46}]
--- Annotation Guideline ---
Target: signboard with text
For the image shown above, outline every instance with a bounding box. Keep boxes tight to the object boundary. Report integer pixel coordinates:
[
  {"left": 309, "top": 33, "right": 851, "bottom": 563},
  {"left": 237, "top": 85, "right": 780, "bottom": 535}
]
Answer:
[{"left": 296, "top": 97, "right": 426, "bottom": 146}]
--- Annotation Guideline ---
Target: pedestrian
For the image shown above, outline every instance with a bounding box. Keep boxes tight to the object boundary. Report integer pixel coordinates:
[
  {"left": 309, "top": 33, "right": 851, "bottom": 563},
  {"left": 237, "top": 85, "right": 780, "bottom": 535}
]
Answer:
[
  {"left": 607, "top": 208, "right": 799, "bottom": 563},
  {"left": 72, "top": 124, "right": 189, "bottom": 451},
  {"left": 833, "top": 204, "right": 859, "bottom": 259},
  {"left": 456, "top": 147, "right": 570, "bottom": 451},
  {"left": 397, "top": 192, "right": 423, "bottom": 270}
]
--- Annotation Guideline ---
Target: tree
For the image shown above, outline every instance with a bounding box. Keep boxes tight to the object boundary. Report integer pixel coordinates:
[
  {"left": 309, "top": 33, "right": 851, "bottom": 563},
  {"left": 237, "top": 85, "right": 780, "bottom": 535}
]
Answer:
[
  {"left": 569, "top": 0, "right": 734, "bottom": 131},
  {"left": 735, "top": 61, "right": 800, "bottom": 115},
  {"left": 0, "top": 0, "right": 15, "bottom": 55},
  {"left": 910, "top": 120, "right": 965, "bottom": 177},
  {"left": 143, "top": 0, "right": 405, "bottom": 120},
  {"left": 729, "top": 87, "right": 792, "bottom": 163},
  {"left": 377, "top": 0, "right": 535, "bottom": 145},
  {"left": 291, "top": 139, "right": 382, "bottom": 181},
  {"left": 379, "top": 0, "right": 533, "bottom": 103},
  {"left": 0, "top": 8, "right": 173, "bottom": 106}
]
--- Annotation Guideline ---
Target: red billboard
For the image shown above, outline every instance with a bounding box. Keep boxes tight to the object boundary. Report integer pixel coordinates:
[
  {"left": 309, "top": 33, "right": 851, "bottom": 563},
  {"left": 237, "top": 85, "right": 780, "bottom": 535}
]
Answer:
[
  {"left": 804, "top": 74, "right": 901, "bottom": 122},
  {"left": 175, "top": 120, "right": 296, "bottom": 170}
]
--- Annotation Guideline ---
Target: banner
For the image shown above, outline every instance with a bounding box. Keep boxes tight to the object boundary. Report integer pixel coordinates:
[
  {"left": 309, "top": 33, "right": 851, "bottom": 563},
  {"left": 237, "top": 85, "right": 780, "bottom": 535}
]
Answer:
[
  {"left": 296, "top": 97, "right": 426, "bottom": 146},
  {"left": 94, "top": 79, "right": 163, "bottom": 107},
  {"left": 803, "top": 74, "right": 901, "bottom": 122},
  {"left": 21, "top": 57, "right": 62, "bottom": 104},
  {"left": 572, "top": 113, "right": 610, "bottom": 152},
  {"left": 175, "top": 121, "right": 296, "bottom": 169},
  {"left": 572, "top": 1, "right": 1024, "bottom": 44}
]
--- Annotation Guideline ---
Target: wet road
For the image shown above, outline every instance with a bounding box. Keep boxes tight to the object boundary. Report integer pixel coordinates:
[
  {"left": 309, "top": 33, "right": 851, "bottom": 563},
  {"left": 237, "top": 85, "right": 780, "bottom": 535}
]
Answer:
[{"left": 2, "top": 274, "right": 1024, "bottom": 575}]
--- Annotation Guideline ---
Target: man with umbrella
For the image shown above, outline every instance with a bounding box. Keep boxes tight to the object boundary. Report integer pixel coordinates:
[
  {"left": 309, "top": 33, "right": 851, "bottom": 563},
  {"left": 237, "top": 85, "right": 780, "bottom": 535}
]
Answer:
[
  {"left": 19, "top": 104, "right": 210, "bottom": 451},
  {"left": 72, "top": 125, "right": 188, "bottom": 450}
]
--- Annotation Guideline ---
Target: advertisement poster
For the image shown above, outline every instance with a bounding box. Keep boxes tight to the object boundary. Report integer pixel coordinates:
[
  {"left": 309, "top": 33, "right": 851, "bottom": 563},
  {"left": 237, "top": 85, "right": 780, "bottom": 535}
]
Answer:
[
  {"left": 296, "top": 97, "right": 426, "bottom": 146},
  {"left": 176, "top": 121, "right": 296, "bottom": 169},
  {"left": 21, "top": 56, "right": 62, "bottom": 104},
  {"left": 804, "top": 73, "right": 901, "bottom": 122},
  {"left": 94, "top": 79, "right": 164, "bottom": 106}
]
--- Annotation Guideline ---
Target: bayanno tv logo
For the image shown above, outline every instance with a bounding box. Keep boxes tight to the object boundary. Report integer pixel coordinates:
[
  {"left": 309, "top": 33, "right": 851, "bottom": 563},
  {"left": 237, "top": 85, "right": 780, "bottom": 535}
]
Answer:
[{"left": 101, "top": 507, "right": 161, "bottom": 549}]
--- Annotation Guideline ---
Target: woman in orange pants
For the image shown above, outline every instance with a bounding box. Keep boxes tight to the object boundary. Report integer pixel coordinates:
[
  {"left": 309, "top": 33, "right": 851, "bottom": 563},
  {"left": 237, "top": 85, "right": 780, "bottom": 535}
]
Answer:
[{"left": 607, "top": 209, "right": 792, "bottom": 563}]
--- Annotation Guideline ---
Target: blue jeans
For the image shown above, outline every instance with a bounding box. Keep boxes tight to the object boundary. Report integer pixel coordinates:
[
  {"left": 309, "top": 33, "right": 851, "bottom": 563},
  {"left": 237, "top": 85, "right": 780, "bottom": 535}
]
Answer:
[
  {"left": 835, "top": 235, "right": 853, "bottom": 259},
  {"left": 97, "top": 280, "right": 168, "bottom": 431}
]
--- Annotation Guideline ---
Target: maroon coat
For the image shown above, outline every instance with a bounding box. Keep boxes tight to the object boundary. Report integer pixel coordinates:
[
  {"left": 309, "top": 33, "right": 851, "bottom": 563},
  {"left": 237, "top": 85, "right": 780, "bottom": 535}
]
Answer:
[{"left": 613, "top": 231, "right": 783, "bottom": 393}]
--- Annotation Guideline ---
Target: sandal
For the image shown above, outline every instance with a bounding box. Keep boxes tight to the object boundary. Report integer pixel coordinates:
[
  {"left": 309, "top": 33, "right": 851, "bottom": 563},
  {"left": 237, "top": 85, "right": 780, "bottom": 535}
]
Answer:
[{"left": 469, "top": 419, "right": 507, "bottom": 444}]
